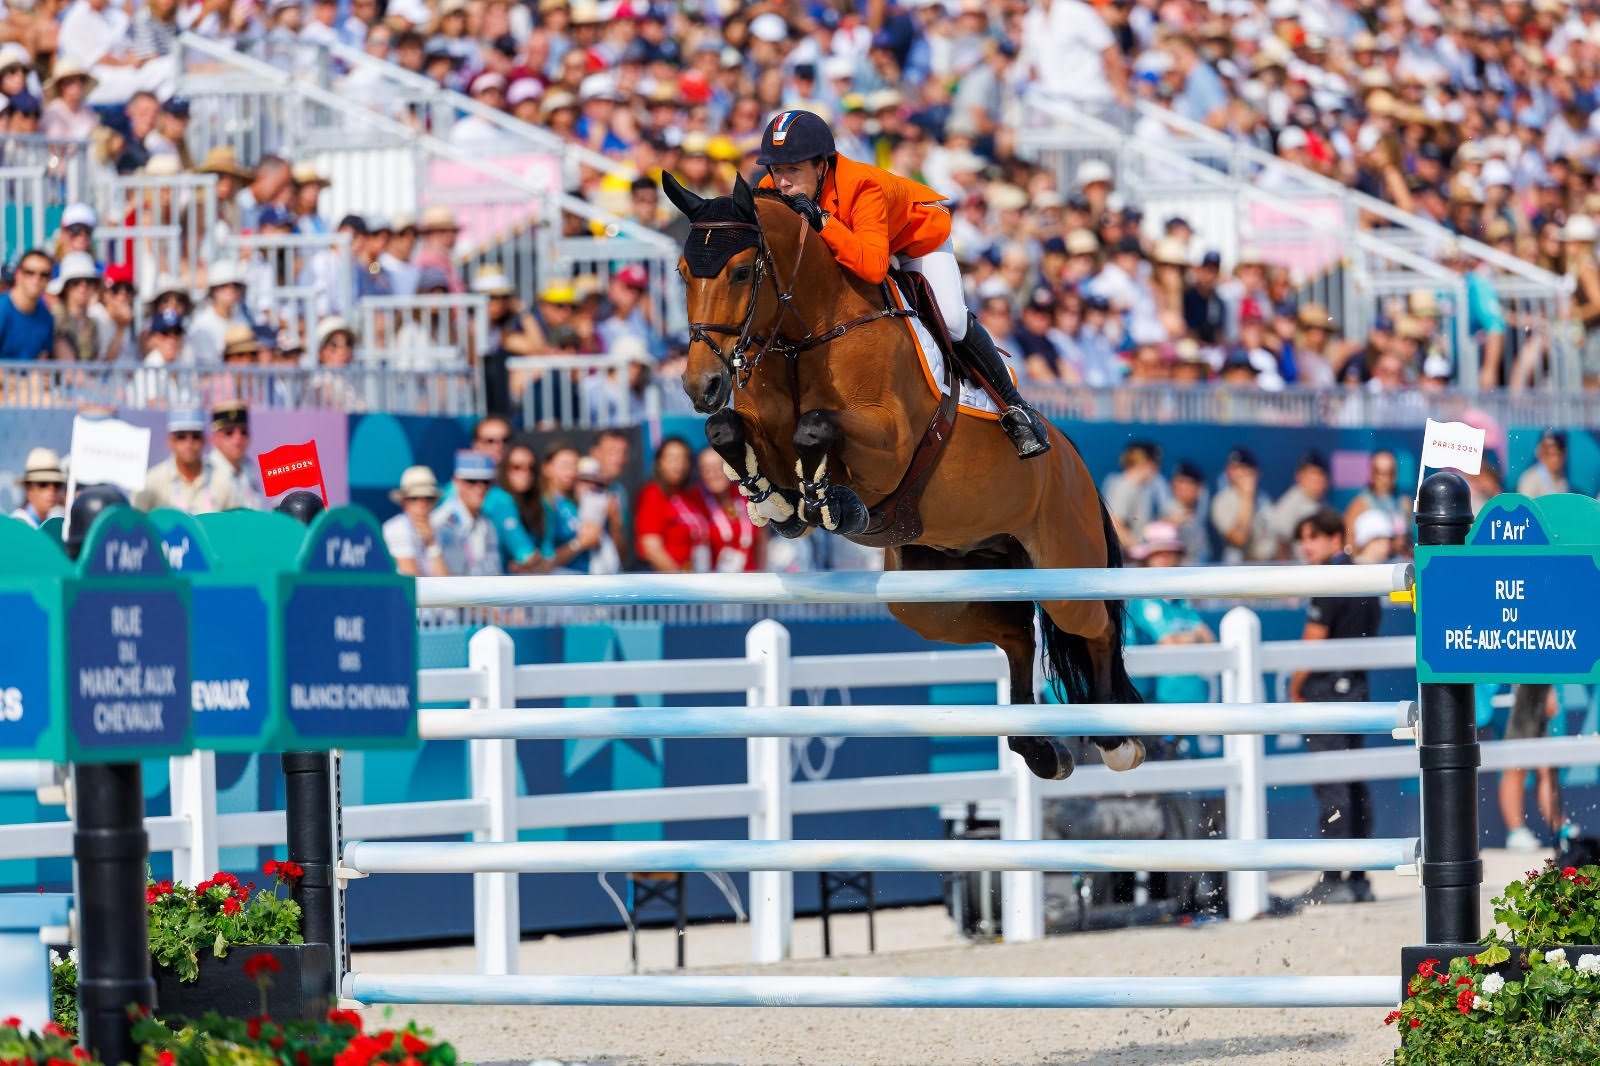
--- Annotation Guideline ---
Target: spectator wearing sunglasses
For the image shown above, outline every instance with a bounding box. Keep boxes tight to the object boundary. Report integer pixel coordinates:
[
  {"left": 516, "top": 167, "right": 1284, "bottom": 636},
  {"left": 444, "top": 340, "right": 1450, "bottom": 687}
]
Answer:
[
  {"left": 0, "top": 249, "right": 55, "bottom": 361},
  {"left": 134, "top": 408, "right": 239, "bottom": 514},
  {"left": 11, "top": 448, "right": 67, "bottom": 528},
  {"left": 207, "top": 401, "right": 264, "bottom": 510}
]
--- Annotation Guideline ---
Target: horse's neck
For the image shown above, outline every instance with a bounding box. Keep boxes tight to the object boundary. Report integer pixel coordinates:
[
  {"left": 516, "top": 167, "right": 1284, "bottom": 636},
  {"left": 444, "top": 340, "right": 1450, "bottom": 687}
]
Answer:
[{"left": 753, "top": 207, "right": 929, "bottom": 420}]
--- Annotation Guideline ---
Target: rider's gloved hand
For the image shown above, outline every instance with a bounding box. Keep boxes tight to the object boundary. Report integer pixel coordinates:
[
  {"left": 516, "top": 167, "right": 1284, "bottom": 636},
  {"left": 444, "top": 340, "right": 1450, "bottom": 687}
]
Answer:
[{"left": 790, "top": 195, "right": 826, "bottom": 231}]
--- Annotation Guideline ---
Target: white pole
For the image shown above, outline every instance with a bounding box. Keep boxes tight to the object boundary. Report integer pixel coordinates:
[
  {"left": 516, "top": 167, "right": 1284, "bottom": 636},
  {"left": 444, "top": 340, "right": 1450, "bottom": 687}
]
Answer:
[
  {"left": 745, "top": 620, "right": 792, "bottom": 964},
  {"left": 168, "top": 752, "right": 218, "bottom": 888},
  {"left": 1001, "top": 637, "right": 1043, "bottom": 943},
  {"left": 469, "top": 627, "right": 520, "bottom": 975},
  {"left": 1221, "top": 608, "right": 1268, "bottom": 921}
]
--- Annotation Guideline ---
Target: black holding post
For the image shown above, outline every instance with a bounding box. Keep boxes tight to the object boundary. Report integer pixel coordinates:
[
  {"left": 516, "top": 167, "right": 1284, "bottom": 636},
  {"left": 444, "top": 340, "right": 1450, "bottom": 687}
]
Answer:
[
  {"left": 275, "top": 490, "right": 341, "bottom": 992},
  {"left": 1413, "top": 471, "right": 1482, "bottom": 945},
  {"left": 68, "top": 488, "right": 152, "bottom": 1064}
]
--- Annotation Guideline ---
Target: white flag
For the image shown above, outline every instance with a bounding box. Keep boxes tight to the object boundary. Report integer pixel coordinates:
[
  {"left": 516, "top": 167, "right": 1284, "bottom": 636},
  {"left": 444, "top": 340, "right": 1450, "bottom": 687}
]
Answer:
[
  {"left": 62, "top": 415, "right": 151, "bottom": 541},
  {"left": 1420, "top": 418, "right": 1485, "bottom": 476}
]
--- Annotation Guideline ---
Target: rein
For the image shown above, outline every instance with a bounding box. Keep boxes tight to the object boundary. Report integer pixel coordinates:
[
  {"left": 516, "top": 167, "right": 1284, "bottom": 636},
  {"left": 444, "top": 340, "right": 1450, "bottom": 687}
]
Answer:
[{"left": 686, "top": 210, "right": 914, "bottom": 395}]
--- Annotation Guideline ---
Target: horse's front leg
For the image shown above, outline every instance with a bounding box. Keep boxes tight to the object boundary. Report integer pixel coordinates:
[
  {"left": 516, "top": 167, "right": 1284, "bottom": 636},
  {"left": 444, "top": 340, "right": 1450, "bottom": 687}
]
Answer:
[
  {"left": 705, "top": 408, "right": 807, "bottom": 537},
  {"left": 792, "top": 409, "right": 870, "bottom": 535}
]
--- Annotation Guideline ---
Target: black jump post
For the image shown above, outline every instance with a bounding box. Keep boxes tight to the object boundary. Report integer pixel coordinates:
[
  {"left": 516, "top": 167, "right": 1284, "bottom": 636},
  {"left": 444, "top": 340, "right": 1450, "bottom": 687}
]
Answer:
[
  {"left": 275, "top": 491, "right": 342, "bottom": 990},
  {"left": 69, "top": 487, "right": 152, "bottom": 1064},
  {"left": 1401, "top": 471, "right": 1483, "bottom": 988}
]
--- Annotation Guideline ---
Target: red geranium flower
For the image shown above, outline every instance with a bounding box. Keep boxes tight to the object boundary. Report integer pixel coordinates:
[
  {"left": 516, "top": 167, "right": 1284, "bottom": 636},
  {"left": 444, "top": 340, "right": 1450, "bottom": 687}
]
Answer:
[
  {"left": 1417, "top": 958, "right": 1438, "bottom": 978},
  {"left": 223, "top": 897, "right": 241, "bottom": 915},
  {"left": 1383, "top": 1010, "right": 1401, "bottom": 1025},
  {"left": 72, "top": 1048, "right": 90, "bottom": 1061},
  {"left": 1409, "top": 1018, "right": 1421, "bottom": 1029},
  {"left": 1457, "top": 988, "right": 1476, "bottom": 1014},
  {"left": 327, "top": 1009, "right": 363, "bottom": 1032},
  {"left": 47, "top": 1057, "right": 75, "bottom": 1066},
  {"left": 247, "top": 1016, "right": 264, "bottom": 1041},
  {"left": 401, "top": 1032, "right": 430, "bottom": 1055},
  {"left": 158, "top": 1051, "right": 176, "bottom": 1066},
  {"left": 42, "top": 1023, "right": 69, "bottom": 1039},
  {"left": 1456, "top": 975, "right": 1474, "bottom": 987},
  {"left": 0, "top": 1018, "right": 19, "bottom": 1029},
  {"left": 242, "top": 953, "right": 282, "bottom": 981}
]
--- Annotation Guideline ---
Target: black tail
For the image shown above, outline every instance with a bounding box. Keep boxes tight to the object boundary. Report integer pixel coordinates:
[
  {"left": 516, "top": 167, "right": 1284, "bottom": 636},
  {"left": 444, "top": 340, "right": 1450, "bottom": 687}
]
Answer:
[{"left": 1037, "top": 494, "right": 1143, "bottom": 707}]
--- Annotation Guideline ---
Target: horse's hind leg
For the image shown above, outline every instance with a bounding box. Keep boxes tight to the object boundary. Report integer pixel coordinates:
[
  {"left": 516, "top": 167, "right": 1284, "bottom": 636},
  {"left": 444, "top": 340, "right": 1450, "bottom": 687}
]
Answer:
[
  {"left": 889, "top": 545, "right": 1076, "bottom": 781},
  {"left": 792, "top": 409, "right": 869, "bottom": 535},
  {"left": 1037, "top": 597, "right": 1146, "bottom": 773},
  {"left": 705, "top": 408, "right": 805, "bottom": 537}
]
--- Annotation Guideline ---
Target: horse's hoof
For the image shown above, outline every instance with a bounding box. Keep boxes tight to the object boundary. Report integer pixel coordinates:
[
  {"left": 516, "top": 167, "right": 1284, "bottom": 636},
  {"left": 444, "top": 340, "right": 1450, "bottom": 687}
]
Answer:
[
  {"left": 1007, "top": 736, "right": 1074, "bottom": 781},
  {"left": 770, "top": 514, "right": 811, "bottom": 539},
  {"left": 822, "top": 486, "right": 870, "bottom": 535},
  {"left": 1099, "top": 738, "right": 1146, "bottom": 773}
]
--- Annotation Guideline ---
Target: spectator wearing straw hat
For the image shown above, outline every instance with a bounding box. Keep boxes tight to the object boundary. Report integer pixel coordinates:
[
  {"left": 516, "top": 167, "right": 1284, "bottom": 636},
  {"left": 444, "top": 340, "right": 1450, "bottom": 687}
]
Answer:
[
  {"left": 432, "top": 450, "right": 502, "bottom": 577},
  {"left": 291, "top": 164, "right": 331, "bottom": 236},
  {"left": 40, "top": 59, "right": 98, "bottom": 140},
  {"left": 11, "top": 448, "right": 67, "bottom": 528},
  {"left": 383, "top": 465, "right": 448, "bottom": 577},
  {"left": 134, "top": 407, "right": 236, "bottom": 515},
  {"left": 412, "top": 207, "right": 464, "bottom": 293}
]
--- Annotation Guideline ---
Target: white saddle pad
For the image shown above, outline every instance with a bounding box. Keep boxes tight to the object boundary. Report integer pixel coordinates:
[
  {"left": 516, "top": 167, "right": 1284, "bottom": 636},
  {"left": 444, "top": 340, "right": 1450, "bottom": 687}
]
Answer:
[{"left": 886, "top": 278, "right": 1008, "bottom": 418}]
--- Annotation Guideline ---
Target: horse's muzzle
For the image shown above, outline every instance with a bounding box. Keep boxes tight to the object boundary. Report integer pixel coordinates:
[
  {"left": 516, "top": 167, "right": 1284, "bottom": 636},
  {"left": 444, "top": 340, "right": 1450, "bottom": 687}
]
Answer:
[{"left": 685, "top": 368, "right": 732, "bottom": 413}]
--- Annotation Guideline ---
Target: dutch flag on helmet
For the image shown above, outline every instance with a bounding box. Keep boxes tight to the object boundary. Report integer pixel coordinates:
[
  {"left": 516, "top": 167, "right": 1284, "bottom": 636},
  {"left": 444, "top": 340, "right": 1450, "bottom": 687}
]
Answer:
[{"left": 770, "top": 110, "right": 801, "bottom": 145}]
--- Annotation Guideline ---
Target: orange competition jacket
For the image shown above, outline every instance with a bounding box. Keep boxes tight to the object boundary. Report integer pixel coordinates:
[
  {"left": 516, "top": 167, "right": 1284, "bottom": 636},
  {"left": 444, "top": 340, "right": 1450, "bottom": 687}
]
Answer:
[{"left": 760, "top": 154, "right": 950, "bottom": 284}]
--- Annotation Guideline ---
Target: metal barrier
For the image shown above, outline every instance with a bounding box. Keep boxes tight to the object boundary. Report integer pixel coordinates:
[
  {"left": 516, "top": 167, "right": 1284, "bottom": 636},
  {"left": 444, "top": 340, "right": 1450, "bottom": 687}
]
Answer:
[
  {"left": 174, "top": 34, "right": 682, "bottom": 331},
  {"left": 0, "top": 360, "right": 479, "bottom": 415},
  {"left": 0, "top": 165, "right": 50, "bottom": 250},
  {"left": 503, "top": 352, "right": 662, "bottom": 430},
  {"left": 225, "top": 231, "right": 355, "bottom": 337},
  {"left": 354, "top": 293, "right": 489, "bottom": 370},
  {"left": 1022, "top": 97, "right": 1579, "bottom": 390},
  {"left": 0, "top": 134, "right": 91, "bottom": 206},
  {"left": 96, "top": 173, "right": 221, "bottom": 296}
]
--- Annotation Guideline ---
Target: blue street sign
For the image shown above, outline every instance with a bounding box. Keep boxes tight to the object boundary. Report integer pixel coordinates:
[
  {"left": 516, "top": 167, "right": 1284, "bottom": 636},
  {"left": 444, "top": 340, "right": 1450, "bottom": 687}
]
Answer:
[
  {"left": 282, "top": 584, "right": 416, "bottom": 741},
  {"left": 0, "top": 593, "right": 53, "bottom": 753},
  {"left": 1417, "top": 492, "right": 1600, "bottom": 684},
  {"left": 68, "top": 588, "right": 190, "bottom": 753},
  {"left": 189, "top": 585, "right": 273, "bottom": 742}
]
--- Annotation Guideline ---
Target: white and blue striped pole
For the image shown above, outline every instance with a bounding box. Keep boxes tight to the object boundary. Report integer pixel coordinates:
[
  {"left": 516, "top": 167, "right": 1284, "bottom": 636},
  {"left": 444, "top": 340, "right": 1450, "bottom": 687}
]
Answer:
[
  {"left": 418, "top": 701, "right": 1414, "bottom": 740},
  {"left": 417, "top": 562, "right": 1412, "bottom": 608},
  {"left": 343, "top": 973, "right": 1399, "bottom": 1009},
  {"left": 343, "top": 837, "right": 1418, "bottom": 875}
]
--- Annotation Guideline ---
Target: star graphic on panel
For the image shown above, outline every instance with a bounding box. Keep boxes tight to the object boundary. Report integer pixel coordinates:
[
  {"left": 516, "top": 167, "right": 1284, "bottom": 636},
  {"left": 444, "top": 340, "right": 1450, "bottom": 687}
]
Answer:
[{"left": 564, "top": 734, "right": 664, "bottom": 776}]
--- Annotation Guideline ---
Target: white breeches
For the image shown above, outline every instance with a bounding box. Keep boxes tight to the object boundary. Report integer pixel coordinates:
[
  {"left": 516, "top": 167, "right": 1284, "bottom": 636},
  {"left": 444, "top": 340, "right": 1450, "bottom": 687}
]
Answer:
[{"left": 897, "top": 242, "right": 969, "bottom": 341}]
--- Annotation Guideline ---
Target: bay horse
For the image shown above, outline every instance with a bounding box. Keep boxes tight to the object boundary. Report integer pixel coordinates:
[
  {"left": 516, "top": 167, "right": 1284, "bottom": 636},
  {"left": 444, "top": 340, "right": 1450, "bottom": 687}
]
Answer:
[{"left": 663, "top": 172, "right": 1144, "bottom": 781}]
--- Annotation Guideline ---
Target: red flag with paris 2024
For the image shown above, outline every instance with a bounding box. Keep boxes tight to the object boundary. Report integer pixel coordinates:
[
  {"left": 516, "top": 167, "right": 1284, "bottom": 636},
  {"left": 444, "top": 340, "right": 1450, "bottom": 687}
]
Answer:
[{"left": 258, "top": 440, "right": 327, "bottom": 506}]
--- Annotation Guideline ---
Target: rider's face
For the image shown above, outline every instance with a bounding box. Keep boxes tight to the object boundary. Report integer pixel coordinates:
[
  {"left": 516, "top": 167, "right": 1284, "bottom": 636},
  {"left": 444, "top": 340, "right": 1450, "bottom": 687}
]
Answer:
[{"left": 769, "top": 159, "right": 825, "bottom": 200}]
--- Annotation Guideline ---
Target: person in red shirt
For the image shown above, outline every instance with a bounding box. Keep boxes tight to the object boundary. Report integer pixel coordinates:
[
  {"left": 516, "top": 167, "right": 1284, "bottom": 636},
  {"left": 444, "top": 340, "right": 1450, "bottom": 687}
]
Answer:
[
  {"left": 696, "top": 446, "right": 763, "bottom": 573},
  {"left": 755, "top": 108, "right": 1050, "bottom": 459},
  {"left": 633, "top": 437, "right": 712, "bottom": 573}
]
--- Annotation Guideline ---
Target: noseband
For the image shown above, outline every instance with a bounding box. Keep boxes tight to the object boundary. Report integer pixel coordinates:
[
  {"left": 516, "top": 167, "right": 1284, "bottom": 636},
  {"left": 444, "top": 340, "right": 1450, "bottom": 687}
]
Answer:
[{"left": 686, "top": 210, "right": 913, "bottom": 395}]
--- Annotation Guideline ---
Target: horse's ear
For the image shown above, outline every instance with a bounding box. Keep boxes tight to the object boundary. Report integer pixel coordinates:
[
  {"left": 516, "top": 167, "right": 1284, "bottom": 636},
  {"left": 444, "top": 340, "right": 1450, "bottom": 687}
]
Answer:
[
  {"left": 661, "top": 171, "right": 706, "bottom": 220},
  {"left": 732, "top": 172, "right": 757, "bottom": 221}
]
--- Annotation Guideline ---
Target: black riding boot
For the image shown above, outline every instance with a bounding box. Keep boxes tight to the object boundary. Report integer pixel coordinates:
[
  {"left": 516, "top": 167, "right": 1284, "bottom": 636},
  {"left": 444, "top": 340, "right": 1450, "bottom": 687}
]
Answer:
[{"left": 955, "top": 313, "right": 1052, "bottom": 459}]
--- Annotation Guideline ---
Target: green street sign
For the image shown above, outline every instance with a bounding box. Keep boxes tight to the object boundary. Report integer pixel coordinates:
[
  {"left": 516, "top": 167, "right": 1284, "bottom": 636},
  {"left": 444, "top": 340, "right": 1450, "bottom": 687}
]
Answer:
[
  {"left": 1416, "top": 492, "right": 1600, "bottom": 684},
  {"left": 151, "top": 509, "right": 289, "bottom": 754},
  {"left": 151, "top": 507, "right": 418, "bottom": 753},
  {"left": 0, "top": 519, "right": 71, "bottom": 762}
]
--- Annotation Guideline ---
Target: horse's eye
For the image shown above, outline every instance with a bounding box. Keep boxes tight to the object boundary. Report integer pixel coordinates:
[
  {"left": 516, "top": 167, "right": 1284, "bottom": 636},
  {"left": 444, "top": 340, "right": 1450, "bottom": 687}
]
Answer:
[{"left": 731, "top": 265, "right": 752, "bottom": 283}]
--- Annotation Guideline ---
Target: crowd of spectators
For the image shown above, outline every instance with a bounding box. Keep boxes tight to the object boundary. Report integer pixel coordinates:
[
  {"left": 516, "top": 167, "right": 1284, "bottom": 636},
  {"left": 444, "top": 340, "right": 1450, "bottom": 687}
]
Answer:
[{"left": 5, "top": 0, "right": 1593, "bottom": 401}]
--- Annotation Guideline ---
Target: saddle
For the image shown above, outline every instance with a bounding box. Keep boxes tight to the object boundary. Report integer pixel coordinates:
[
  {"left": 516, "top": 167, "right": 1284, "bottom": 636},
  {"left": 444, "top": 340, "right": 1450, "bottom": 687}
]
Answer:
[{"left": 852, "top": 269, "right": 961, "bottom": 549}]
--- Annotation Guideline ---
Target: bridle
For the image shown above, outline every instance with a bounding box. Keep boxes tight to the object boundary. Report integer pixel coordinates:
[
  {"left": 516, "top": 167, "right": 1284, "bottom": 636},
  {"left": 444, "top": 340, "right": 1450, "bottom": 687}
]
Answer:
[{"left": 685, "top": 205, "right": 913, "bottom": 395}]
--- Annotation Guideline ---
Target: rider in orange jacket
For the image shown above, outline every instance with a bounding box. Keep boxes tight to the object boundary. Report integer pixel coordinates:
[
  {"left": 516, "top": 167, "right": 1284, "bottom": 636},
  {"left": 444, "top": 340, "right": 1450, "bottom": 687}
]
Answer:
[{"left": 756, "top": 109, "right": 1051, "bottom": 459}]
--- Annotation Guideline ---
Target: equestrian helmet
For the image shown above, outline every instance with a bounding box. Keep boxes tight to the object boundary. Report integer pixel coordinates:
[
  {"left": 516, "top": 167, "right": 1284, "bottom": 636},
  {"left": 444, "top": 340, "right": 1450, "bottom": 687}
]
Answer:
[{"left": 756, "top": 110, "right": 835, "bottom": 166}]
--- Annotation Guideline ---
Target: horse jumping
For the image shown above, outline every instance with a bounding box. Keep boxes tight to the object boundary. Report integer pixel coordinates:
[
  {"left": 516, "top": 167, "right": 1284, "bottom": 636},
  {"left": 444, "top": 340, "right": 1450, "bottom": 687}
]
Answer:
[{"left": 663, "top": 172, "right": 1144, "bottom": 781}]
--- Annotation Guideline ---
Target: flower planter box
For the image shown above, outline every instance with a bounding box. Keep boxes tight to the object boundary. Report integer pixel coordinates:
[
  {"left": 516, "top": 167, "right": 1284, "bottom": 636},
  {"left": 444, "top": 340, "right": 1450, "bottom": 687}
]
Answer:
[
  {"left": 154, "top": 943, "right": 333, "bottom": 1023},
  {"left": 1499, "top": 944, "right": 1600, "bottom": 979}
]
